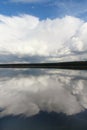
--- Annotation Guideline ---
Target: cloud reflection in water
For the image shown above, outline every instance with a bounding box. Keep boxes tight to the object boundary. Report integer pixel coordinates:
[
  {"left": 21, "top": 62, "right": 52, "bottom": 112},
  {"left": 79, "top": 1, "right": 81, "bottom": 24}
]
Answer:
[{"left": 0, "top": 69, "right": 87, "bottom": 117}]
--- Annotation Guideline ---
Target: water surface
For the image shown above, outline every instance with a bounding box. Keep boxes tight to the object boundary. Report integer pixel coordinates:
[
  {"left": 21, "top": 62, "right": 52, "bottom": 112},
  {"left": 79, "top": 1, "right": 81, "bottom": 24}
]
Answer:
[{"left": 0, "top": 69, "right": 87, "bottom": 130}]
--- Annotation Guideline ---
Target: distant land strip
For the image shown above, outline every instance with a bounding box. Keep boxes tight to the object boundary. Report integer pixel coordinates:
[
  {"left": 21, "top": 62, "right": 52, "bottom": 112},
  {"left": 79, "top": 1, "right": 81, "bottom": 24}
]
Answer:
[{"left": 0, "top": 61, "right": 87, "bottom": 70}]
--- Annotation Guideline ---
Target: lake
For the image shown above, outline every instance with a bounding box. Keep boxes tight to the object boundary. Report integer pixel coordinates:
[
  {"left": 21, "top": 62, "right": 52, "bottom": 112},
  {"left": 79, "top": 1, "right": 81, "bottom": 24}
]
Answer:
[{"left": 0, "top": 69, "right": 87, "bottom": 130}]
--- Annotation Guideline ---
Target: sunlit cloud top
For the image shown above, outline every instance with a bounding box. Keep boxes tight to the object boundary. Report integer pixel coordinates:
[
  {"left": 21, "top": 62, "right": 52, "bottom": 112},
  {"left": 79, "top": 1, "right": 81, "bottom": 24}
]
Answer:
[{"left": 0, "top": 14, "right": 87, "bottom": 63}]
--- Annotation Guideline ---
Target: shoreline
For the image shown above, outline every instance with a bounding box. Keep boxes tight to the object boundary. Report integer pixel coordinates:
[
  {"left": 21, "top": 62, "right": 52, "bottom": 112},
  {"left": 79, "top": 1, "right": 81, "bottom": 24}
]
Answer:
[{"left": 0, "top": 61, "right": 87, "bottom": 70}]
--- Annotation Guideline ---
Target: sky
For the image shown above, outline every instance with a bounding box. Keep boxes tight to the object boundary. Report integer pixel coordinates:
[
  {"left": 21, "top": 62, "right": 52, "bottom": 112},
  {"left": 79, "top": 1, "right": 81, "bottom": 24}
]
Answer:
[
  {"left": 0, "top": 0, "right": 87, "bottom": 62},
  {"left": 1, "top": 0, "right": 87, "bottom": 20}
]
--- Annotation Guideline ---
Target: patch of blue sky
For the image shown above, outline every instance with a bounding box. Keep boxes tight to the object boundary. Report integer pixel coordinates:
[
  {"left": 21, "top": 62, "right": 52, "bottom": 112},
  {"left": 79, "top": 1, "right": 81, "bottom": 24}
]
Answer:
[
  {"left": 0, "top": 0, "right": 87, "bottom": 20},
  {"left": 0, "top": 0, "right": 57, "bottom": 19}
]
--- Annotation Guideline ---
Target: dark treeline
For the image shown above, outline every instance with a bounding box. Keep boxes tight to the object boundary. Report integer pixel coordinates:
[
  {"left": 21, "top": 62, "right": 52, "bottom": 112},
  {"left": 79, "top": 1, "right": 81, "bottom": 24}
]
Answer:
[{"left": 0, "top": 61, "right": 87, "bottom": 70}]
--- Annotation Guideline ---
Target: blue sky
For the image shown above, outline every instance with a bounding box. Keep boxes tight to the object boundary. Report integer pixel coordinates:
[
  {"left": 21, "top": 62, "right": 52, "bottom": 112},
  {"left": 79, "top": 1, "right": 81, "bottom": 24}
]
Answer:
[
  {"left": 0, "top": 0, "right": 87, "bottom": 63},
  {"left": 0, "top": 0, "right": 87, "bottom": 20}
]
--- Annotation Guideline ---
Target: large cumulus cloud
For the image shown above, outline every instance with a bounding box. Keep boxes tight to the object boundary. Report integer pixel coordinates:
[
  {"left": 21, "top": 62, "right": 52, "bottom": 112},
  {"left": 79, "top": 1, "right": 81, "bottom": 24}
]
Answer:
[{"left": 0, "top": 14, "right": 87, "bottom": 62}]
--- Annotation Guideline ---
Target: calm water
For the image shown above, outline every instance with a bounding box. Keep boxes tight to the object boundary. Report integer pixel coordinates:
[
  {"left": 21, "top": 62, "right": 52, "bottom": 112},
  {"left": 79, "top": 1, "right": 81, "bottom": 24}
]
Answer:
[{"left": 0, "top": 69, "right": 87, "bottom": 130}]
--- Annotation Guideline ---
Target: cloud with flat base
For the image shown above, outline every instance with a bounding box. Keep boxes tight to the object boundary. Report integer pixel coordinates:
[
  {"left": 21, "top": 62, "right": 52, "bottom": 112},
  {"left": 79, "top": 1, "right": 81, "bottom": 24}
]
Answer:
[{"left": 0, "top": 14, "right": 87, "bottom": 63}]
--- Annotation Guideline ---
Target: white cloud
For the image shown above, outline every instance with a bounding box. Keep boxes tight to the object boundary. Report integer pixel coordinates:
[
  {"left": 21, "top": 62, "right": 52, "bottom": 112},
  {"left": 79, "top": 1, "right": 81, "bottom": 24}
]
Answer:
[
  {"left": 10, "top": 0, "right": 47, "bottom": 3},
  {"left": 0, "top": 69, "right": 86, "bottom": 116},
  {"left": 54, "top": 0, "right": 87, "bottom": 17},
  {"left": 0, "top": 14, "right": 87, "bottom": 63}
]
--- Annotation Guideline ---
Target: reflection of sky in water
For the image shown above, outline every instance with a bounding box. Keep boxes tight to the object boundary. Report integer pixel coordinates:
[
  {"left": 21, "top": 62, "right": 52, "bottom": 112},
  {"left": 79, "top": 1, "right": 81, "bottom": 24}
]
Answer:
[
  {"left": 0, "top": 69, "right": 87, "bottom": 129},
  {"left": 0, "top": 69, "right": 87, "bottom": 116}
]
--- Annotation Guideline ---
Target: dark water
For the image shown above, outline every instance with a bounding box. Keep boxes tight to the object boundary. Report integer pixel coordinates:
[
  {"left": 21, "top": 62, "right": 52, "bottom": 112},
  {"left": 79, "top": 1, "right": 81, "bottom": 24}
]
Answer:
[{"left": 0, "top": 69, "right": 87, "bottom": 130}]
